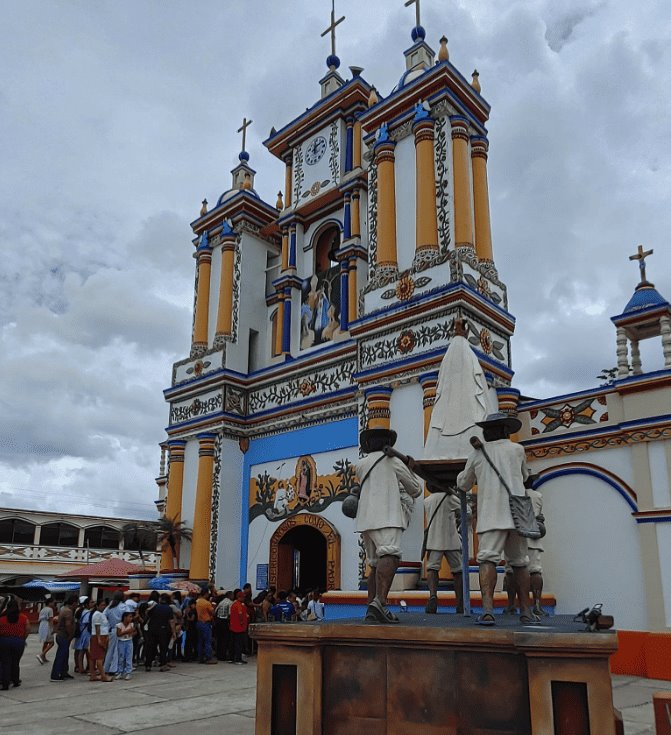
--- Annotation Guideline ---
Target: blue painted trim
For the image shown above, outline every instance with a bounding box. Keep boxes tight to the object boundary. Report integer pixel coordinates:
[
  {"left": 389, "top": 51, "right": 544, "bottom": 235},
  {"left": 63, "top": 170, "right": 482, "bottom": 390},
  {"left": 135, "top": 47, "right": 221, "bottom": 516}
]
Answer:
[
  {"left": 282, "top": 292, "right": 292, "bottom": 354},
  {"left": 636, "top": 516, "right": 671, "bottom": 524},
  {"left": 535, "top": 467, "right": 637, "bottom": 512},
  {"left": 239, "top": 417, "right": 358, "bottom": 586},
  {"left": 519, "top": 386, "right": 611, "bottom": 410},
  {"left": 345, "top": 123, "right": 353, "bottom": 172},
  {"left": 289, "top": 230, "right": 297, "bottom": 269},
  {"left": 340, "top": 264, "right": 349, "bottom": 333},
  {"left": 343, "top": 200, "right": 351, "bottom": 240}
]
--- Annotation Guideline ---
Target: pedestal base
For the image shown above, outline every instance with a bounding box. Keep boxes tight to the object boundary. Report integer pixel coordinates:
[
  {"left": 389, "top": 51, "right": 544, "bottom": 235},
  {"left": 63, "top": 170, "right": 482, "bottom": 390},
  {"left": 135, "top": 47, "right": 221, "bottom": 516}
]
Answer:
[{"left": 251, "top": 615, "right": 619, "bottom": 735}]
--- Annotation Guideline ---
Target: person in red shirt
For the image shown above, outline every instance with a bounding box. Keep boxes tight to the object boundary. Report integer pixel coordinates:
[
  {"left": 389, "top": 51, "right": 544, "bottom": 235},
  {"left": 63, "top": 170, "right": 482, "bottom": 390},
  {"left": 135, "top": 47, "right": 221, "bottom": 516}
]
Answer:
[
  {"left": 0, "top": 595, "right": 30, "bottom": 690},
  {"left": 229, "top": 590, "right": 249, "bottom": 665}
]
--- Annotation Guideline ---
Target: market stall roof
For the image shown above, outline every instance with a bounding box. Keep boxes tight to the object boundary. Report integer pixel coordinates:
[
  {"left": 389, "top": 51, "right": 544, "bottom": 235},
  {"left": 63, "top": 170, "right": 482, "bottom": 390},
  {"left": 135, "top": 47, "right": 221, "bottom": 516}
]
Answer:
[
  {"left": 23, "top": 579, "right": 80, "bottom": 591},
  {"left": 57, "top": 558, "right": 145, "bottom": 579}
]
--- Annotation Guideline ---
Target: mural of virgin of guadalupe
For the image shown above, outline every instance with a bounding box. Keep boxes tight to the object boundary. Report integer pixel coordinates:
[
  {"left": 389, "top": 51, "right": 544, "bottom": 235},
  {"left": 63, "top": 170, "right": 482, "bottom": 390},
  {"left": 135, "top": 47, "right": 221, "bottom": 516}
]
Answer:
[
  {"left": 295, "top": 456, "right": 318, "bottom": 502},
  {"left": 312, "top": 280, "right": 331, "bottom": 343}
]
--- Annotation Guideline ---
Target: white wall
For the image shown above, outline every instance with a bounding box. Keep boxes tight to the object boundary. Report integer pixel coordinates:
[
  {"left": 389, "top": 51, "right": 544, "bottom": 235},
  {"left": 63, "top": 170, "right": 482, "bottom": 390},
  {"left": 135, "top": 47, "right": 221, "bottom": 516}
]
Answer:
[
  {"left": 394, "top": 135, "right": 416, "bottom": 273},
  {"left": 648, "top": 440, "right": 671, "bottom": 507},
  {"left": 216, "top": 437, "right": 244, "bottom": 589},
  {"left": 540, "top": 473, "right": 648, "bottom": 630},
  {"left": 656, "top": 524, "right": 671, "bottom": 627},
  {"left": 178, "top": 437, "right": 200, "bottom": 569},
  {"left": 390, "top": 382, "right": 425, "bottom": 561}
]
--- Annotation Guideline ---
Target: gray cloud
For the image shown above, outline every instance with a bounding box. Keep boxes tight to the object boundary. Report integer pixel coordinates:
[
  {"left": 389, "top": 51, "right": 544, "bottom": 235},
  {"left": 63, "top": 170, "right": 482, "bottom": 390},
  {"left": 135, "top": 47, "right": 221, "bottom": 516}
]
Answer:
[{"left": 0, "top": 0, "right": 669, "bottom": 516}]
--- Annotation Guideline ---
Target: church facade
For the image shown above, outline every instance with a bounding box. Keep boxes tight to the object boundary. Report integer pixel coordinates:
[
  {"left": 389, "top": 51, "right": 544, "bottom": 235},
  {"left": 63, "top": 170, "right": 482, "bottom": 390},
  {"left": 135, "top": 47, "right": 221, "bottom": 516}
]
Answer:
[{"left": 156, "top": 11, "right": 670, "bottom": 634}]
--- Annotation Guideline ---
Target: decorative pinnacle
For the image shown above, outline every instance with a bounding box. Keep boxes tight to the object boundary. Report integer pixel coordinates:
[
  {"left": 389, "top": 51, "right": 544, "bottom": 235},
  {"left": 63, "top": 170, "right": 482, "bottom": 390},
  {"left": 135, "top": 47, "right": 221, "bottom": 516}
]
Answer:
[
  {"left": 471, "top": 69, "right": 481, "bottom": 93},
  {"left": 368, "top": 86, "right": 379, "bottom": 107},
  {"left": 276, "top": 190, "right": 284, "bottom": 210},
  {"left": 200, "top": 199, "right": 208, "bottom": 216},
  {"left": 438, "top": 36, "right": 449, "bottom": 61},
  {"left": 629, "top": 244, "right": 654, "bottom": 288}
]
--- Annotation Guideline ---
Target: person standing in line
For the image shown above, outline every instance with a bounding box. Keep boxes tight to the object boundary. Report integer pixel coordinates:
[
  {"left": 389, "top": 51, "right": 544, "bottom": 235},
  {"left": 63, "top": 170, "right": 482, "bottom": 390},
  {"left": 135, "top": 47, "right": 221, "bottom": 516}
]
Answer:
[
  {"left": 103, "top": 591, "right": 127, "bottom": 676},
  {"left": 307, "top": 589, "right": 325, "bottom": 621},
  {"left": 214, "top": 591, "right": 233, "bottom": 661},
  {"left": 73, "top": 596, "right": 89, "bottom": 674},
  {"left": 50, "top": 595, "right": 77, "bottom": 682},
  {"left": 36, "top": 598, "right": 56, "bottom": 664},
  {"left": 229, "top": 591, "right": 249, "bottom": 665},
  {"left": 75, "top": 597, "right": 95, "bottom": 675},
  {"left": 89, "top": 599, "right": 112, "bottom": 682},
  {"left": 195, "top": 589, "right": 217, "bottom": 664},
  {"left": 144, "top": 594, "right": 175, "bottom": 672},
  {"left": 0, "top": 596, "right": 29, "bottom": 690},
  {"left": 183, "top": 599, "right": 198, "bottom": 662},
  {"left": 115, "top": 611, "right": 136, "bottom": 680},
  {"left": 168, "top": 592, "right": 183, "bottom": 663}
]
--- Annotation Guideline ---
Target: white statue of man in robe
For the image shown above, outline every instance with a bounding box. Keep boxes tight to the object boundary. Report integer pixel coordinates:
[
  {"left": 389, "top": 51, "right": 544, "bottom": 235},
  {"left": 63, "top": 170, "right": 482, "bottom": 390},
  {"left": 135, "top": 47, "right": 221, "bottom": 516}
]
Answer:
[{"left": 424, "top": 320, "right": 495, "bottom": 460}]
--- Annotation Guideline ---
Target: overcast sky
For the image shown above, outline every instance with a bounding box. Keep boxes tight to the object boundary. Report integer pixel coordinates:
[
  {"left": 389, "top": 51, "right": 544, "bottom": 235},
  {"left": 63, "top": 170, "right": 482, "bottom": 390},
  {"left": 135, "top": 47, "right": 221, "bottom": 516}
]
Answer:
[{"left": 1, "top": 0, "right": 669, "bottom": 519}]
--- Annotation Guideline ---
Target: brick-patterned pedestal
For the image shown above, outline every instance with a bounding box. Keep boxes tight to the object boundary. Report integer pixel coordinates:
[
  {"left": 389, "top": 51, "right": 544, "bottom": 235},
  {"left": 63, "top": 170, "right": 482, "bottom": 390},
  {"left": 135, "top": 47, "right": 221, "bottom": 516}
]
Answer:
[{"left": 251, "top": 615, "right": 619, "bottom": 735}]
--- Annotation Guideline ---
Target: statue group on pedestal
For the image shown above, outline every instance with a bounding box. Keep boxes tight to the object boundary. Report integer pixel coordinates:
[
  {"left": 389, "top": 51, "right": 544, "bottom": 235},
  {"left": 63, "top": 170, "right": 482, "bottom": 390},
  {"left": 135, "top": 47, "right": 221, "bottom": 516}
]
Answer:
[{"left": 350, "top": 320, "right": 547, "bottom": 626}]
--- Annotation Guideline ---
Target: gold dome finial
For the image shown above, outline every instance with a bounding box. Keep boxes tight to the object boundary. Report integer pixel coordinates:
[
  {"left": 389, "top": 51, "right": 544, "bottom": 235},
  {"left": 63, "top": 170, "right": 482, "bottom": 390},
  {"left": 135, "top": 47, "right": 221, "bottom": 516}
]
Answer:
[
  {"left": 276, "top": 190, "right": 284, "bottom": 210},
  {"left": 438, "top": 36, "right": 449, "bottom": 62},
  {"left": 368, "top": 86, "right": 379, "bottom": 107},
  {"left": 471, "top": 69, "right": 481, "bottom": 93},
  {"left": 200, "top": 198, "right": 208, "bottom": 216}
]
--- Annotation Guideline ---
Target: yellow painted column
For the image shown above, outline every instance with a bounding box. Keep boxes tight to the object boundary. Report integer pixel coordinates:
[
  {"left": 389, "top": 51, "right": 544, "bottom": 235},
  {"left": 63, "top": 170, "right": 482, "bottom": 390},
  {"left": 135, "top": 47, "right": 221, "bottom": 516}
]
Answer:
[
  {"left": 215, "top": 233, "right": 236, "bottom": 339},
  {"left": 365, "top": 387, "right": 392, "bottom": 430},
  {"left": 419, "top": 373, "right": 438, "bottom": 442},
  {"left": 348, "top": 256, "right": 358, "bottom": 324},
  {"left": 189, "top": 433, "right": 217, "bottom": 582},
  {"left": 351, "top": 191, "right": 361, "bottom": 238},
  {"left": 161, "top": 440, "right": 186, "bottom": 572},
  {"left": 191, "top": 238, "right": 212, "bottom": 354},
  {"left": 284, "top": 155, "right": 292, "bottom": 209},
  {"left": 353, "top": 121, "right": 362, "bottom": 169},
  {"left": 274, "top": 292, "right": 284, "bottom": 357},
  {"left": 450, "top": 117, "right": 474, "bottom": 250},
  {"left": 413, "top": 118, "right": 439, "bottom": 253},
  {"left": 280, "top": 228, "right": 289, "bottom": 272},
  {"left": 375, "top": 140, "right": 398, "bottom": 268},
  {"left": 471, "top": 136, "right": 493, "bottom": 263}
]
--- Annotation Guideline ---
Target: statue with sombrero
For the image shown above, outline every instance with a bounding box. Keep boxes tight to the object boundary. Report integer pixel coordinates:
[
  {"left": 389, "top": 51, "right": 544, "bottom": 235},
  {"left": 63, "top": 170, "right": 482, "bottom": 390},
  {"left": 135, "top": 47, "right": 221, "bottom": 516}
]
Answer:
[
  {"left": 457, "top": 412, "right": 538, "bottom": 625},
  {"left": 352, "top": 427, "right": 423, "bottom": 624}
]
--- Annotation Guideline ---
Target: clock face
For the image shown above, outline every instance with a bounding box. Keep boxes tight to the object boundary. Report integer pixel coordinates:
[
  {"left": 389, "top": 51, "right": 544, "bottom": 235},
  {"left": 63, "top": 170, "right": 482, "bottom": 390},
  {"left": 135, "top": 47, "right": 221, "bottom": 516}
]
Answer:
[{"left": 305, "top": 136, "right": 327, "bottom": 165}]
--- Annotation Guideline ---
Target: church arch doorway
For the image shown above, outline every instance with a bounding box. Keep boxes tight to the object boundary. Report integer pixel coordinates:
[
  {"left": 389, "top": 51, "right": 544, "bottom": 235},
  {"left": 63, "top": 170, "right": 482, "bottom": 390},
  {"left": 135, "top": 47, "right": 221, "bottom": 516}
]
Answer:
[{"left": 268, "top": 513, "right": 340, "bottom": 594}]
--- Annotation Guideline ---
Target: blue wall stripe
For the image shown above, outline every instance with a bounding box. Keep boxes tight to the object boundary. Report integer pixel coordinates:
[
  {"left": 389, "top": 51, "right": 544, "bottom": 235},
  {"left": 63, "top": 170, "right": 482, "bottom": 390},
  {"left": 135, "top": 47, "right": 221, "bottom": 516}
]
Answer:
[{"left": 535, "top": 466, "right": 637, "bottom": 512}]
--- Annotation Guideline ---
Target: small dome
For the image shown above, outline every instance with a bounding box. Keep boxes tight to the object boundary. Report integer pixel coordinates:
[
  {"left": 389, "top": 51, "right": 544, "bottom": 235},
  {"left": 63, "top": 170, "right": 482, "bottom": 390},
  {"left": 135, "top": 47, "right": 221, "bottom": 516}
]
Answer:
[
  {"left": 622, "top": 284, "right": 669, "bottom": 314},
  {"left": 411, "top": 25, "right": 426, "bottom": 42},
  {"left": 216, "top": 187, "right": 259, "bottom": 206},
  {"left": 392, "top": 66, "right": 426, "bottom": 93},
  {"left": 238, "top": 150, "right": 250, "bottom": 162},
  {"left": 326, "top": 54, "right": 341, "bottom": 70}
]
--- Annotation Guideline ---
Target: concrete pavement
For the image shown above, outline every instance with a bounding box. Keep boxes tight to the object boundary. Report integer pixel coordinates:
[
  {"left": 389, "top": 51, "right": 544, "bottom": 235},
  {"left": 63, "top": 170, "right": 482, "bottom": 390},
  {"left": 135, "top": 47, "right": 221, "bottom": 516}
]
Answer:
[{"left": 0, "top": 637, "right": 665, "bottom": 734}]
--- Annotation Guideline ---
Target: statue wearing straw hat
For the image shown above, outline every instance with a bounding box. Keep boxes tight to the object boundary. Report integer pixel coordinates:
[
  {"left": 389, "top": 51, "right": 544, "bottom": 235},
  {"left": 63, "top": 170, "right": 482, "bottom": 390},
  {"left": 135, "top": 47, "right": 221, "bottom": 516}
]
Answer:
[
  {"left": 353, "top": 428, "right": 422, "bottom": 624},
  {"left": 457, "top": 412, "right": 536, "bottom": 626}
]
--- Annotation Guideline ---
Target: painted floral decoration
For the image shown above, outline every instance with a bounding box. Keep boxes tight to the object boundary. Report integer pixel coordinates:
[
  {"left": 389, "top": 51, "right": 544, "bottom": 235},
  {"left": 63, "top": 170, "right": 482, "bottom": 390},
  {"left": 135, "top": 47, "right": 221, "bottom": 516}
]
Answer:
[
  {"left": 479, "top": 328, "right": 493, "bottom": 355},
  {"left": 397, "top": 329, "right": 416, "bottom": 354},
  {"left": 395, "top": 274, "right": 415, "bottom": 301},
  {"left": 298, "top": 378, "right": 317, "bottom": 397},
  {"left": 476, "top": 276, "right": 492, "bottom": 299},
  {"left": 559, "top": 405, "right": 576, "bottom": 426}
]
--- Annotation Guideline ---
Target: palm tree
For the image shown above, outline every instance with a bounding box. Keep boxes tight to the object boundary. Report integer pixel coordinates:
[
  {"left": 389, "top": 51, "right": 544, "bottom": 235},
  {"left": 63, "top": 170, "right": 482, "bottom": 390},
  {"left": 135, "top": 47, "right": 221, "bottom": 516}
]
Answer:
[
  {"left": 121, "top": 522, "right": 157, "bottom": 570},
  {"left": 156, "top": 516, "right": 193, "bottom": 571}
]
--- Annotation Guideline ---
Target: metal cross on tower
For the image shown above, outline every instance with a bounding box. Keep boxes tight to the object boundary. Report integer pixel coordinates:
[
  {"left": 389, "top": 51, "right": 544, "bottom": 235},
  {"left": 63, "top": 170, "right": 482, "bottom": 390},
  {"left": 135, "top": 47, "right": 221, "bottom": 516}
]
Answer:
[
  {"left": 237, "top": 117, "right": 253, "bottom": 153},
  {"left": 629, "top": 244, "right": 654, "bottom": 285},
  {"left": 321, "top": 0, "right": 345, "bottom": 57},
  {"left": 404, "top": 0, "right": 421, "bottom": 27}
]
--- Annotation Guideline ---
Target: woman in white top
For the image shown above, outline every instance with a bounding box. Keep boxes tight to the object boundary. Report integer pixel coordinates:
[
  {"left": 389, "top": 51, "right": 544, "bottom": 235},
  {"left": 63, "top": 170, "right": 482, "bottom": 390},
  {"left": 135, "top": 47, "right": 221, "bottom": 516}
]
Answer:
[
  {"left": 36, "top": 599, "right": 56, "bottom": 664},
  {"left": 307, "top": 590, "right": 325, "bottom": 621},
  {"left": 89, "top": 600, "right": 112, "bottom": 682}
]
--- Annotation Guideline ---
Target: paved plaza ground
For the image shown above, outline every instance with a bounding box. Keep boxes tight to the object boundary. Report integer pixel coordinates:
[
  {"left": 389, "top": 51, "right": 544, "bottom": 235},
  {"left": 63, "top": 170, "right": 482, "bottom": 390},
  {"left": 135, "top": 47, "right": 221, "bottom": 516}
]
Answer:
[{"left": 0, "top": 638, "right": 666, "bottom": 734}]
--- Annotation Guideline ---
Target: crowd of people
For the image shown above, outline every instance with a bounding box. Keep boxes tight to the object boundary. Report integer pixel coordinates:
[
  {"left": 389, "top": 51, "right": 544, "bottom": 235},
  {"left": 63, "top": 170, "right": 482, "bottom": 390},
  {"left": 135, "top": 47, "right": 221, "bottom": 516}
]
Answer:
[{"left": 0, "top": 584, "right": 325, "bottom": 689}]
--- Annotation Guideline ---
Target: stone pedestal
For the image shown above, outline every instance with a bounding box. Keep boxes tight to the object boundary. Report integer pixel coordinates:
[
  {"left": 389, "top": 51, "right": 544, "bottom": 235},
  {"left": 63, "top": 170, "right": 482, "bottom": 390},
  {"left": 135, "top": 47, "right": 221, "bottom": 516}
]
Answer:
[{"left": 251, "top": 615, "right": 619, "bottom": 735}]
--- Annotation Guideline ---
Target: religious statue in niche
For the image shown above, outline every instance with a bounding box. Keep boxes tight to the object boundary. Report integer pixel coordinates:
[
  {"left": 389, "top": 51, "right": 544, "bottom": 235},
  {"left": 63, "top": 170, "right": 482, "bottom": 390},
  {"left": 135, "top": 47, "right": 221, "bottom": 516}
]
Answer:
[
  {"left": 249, "top": 455, "right": 359, "bottom": 522},
  {"left": 300, "top": 226, "right": 342, "bottom": 349}
]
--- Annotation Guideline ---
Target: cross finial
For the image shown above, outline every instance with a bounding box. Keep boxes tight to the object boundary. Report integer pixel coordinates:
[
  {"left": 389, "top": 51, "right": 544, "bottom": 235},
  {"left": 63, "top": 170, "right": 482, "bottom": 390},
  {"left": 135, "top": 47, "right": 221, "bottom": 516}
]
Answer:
[
  {"left": 629, "top": 244, "right": 654, "bottom": 286},
  {"left": 321, "top": 0, "right": 345, "bottom": 58},
  {"left": 237, "top": 117, "right": 253, "bottom": 153},
  {"left": 405, "top": 0, "right": 421, "bottom": 28}
]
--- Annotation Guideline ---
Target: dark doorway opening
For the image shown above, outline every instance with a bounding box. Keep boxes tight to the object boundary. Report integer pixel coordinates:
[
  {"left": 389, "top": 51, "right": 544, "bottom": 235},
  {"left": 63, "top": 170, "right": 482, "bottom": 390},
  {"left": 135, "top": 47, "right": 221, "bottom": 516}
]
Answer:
[{"left": 277, "top": 525, "right": 327, "bottom": 594}]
